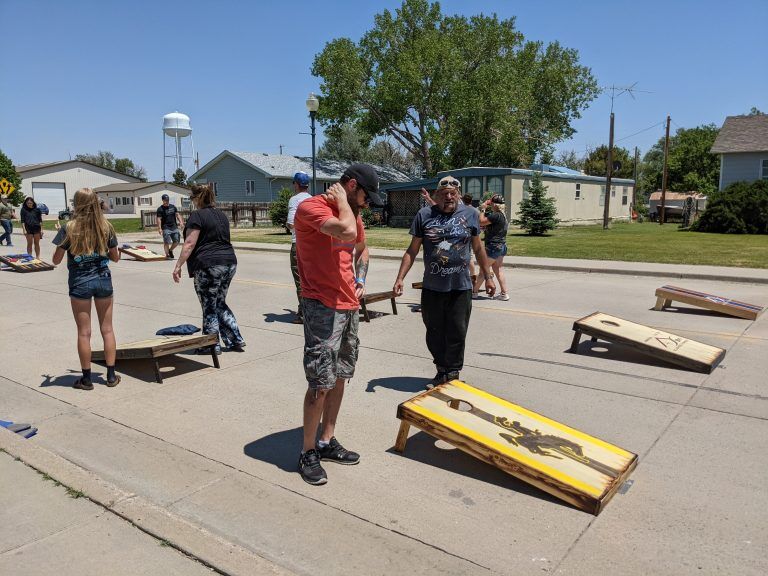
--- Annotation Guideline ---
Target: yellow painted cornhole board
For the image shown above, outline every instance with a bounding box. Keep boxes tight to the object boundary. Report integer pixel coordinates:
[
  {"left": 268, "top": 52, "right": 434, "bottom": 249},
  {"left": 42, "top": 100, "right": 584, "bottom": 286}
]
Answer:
[
  {"left": 571, "top": 312, "right": 725, "bottom": 373},
  {"left": 395, "top": 380, "right": 637, "bottom": 514},
  {"left": 92, "top": 334, "right": 219, "bottom": 383},
  {"left": 118, "top": 246, "right": 167, "bottom": 262},
  {"left": 654, "top": 285, "right": 765, "bottom": 321}
]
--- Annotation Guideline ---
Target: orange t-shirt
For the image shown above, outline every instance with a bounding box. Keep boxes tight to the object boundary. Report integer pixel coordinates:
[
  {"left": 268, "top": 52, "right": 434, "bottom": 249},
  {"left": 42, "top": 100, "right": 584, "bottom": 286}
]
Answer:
[{"left": 294, "top": 195, "right": 365, "bottom": 310}]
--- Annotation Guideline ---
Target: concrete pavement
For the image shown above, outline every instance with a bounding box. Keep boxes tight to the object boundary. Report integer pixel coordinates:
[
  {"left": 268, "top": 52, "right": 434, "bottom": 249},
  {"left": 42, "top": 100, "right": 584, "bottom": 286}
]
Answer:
[{"left": 1, "top": 238, "right": 767, "bottom": 575}]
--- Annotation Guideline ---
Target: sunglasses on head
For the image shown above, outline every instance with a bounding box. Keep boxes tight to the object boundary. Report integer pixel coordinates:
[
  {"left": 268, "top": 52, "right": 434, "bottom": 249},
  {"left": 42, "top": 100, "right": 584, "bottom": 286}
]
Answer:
[{"left": 438, "top": 178, "right": 460, "bottom": 189}]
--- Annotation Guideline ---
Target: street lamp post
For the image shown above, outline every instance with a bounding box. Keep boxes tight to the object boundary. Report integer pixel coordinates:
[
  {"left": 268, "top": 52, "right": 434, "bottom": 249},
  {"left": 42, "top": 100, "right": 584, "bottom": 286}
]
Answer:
[{"left": 305, "top": 92, "right": 319, "bottom": 195}]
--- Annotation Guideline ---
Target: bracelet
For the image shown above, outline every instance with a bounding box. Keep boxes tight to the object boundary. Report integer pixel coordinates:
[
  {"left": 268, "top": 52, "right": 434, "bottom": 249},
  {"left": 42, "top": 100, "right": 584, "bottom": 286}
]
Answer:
[
  {"left": 355, "top": 278, "right": 365, "bottom": 284},
  {"left": 485, "top": 273, "right": 495, "bottom": 280}
]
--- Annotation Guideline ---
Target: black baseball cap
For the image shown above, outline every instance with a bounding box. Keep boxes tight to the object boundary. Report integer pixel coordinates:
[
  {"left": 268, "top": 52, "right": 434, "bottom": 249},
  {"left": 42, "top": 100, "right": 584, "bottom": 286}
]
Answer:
[
  {"left": 343, "top": 163, "right": 383, "bottom": 207},
  {"left": 161, "top": 194, "right": 170, "bottom": 200}
]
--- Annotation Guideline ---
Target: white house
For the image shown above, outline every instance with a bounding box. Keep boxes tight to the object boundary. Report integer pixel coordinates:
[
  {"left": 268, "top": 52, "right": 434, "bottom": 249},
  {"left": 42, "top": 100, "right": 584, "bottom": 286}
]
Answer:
[
  {"left": 15, "top": 160, "right": 142, "bottom": 217},
  {"left": 94, "top": 182, "right": 190, "bottom": 215}
]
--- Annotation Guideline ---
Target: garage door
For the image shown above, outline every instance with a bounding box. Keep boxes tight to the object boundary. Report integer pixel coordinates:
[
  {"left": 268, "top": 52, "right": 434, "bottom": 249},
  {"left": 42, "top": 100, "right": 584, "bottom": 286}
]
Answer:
[{"left": 32, "top": 183, "right": 67, "bottom": 215}]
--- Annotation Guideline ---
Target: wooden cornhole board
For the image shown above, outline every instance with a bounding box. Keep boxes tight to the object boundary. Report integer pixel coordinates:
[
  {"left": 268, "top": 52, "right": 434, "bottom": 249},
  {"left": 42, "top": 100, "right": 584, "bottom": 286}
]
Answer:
[
  {"left": 412, "top": 281, "right": 423, "bottom": 289},
  {"left": 0, "top": 254, "right": 55, "bottom": 272},
  {"left": 654, "top": 285, "right": 765, "bottom": 321},
  {"left": 360, "top": 290, "right": 398, "bottom": 322},
  {"left": 571, "top": 312, "right": 725, "bottom": 373},
  {"left": 118, "top": 245, "right": 167, "bottom": 262},
  {"left": 92, "top": 334, "right": 220, "bottom": 383},
  {"left": 395, "top": 380, "right": 637, "bottom": 515}
]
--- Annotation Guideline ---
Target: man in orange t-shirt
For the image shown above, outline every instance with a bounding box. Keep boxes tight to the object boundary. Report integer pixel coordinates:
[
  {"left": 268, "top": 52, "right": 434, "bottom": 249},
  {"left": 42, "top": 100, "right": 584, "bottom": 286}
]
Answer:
[{"left": 293, "top": 163, "right": 382, "bottom": 485}]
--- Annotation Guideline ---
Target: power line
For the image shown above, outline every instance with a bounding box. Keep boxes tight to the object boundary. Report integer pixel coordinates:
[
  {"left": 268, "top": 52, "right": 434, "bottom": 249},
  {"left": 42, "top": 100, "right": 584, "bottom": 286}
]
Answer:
[{"left": 615, "top": 119, "right": 666, "bottom": 143}]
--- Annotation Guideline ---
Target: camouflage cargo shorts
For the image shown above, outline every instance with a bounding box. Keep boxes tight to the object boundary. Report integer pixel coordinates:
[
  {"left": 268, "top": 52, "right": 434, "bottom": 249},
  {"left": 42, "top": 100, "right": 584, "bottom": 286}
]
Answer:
[{"left": 302, "top": 298, "right": 360, "bottom": 390}]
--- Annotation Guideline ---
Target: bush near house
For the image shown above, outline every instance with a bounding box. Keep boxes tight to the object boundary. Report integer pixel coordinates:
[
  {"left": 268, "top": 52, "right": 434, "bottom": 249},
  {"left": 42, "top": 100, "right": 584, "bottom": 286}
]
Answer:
[
  {"left": 691, "top": 180, "right": 768, "bottom": 234},
  {"left": 269, "top": 188, "right": 293, "bottom": 232}
]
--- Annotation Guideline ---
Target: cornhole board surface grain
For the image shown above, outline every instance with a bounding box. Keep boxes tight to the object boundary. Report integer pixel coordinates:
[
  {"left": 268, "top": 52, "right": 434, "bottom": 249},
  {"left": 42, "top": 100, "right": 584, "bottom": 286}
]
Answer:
[
  {"left": 0, "top": 254, "right": 55, "bottom": 272},
  {"left": 92, "top": 334, "right": 219, "bottom": 383},
  {"left": 359, "top": 290, "right": 398, "bottom": 322},
  {"left": 118, "top": 246, "right": 167, "bottom": 262},
  {"left": 395, "top": 380, "right": 637, "bottom": 515},
  {"left": 654, "top": 285, "right": 765, "bottom": 321},
  {"left": 571, "top": 312, "right": 725, "bottom": 374}
]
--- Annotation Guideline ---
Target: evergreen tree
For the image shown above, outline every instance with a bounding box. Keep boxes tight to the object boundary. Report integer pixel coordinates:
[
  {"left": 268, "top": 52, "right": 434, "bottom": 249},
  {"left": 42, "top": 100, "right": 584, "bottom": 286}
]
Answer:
[
  {"left": 172, "top": 168, "right": 187, "bottom": 186},
  {"left": 269, "top": 187, "right": 293, "bottom": 232},
  {"left": 512, "top": 172, "right": 559, "bottom": 235},
  {"left": 0, "top": 149, "right": 24, "bottom": 205}
]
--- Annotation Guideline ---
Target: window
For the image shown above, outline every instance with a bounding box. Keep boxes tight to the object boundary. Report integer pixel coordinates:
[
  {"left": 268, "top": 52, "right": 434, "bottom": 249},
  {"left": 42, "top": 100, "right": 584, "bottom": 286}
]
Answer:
[
  {"left": 487, "top": 176, "right": 503, "bottom": 195},
  {"left": 115, "top": 198, "right": 121, "bottom": 206},
  {"left": 762, "top": 159, "right": 768, "bottom": 180},
  {"left": 131, "top": 197, "right": 135, "bottom": 205},
  {"left": 622, "top": 186, "right": 628, "bottom": 206},
  {"left": 139, "top": 197, "right": 152, "bottom": 206},
  {"left": 245, "top": 180, "right": 256, "bottom": 196},
  {"left": 209, "top": 182, "right": 218, "bottom": 195},
  {"left": 523, "top": 179, "right": 530, "bottom": 201},
  {"left": 599, "top": 186, "right": 605, "bottom": 206},
  {"left": 575, "top": 183, "right": 581, "bottom": 200},
  {"left": 467, "top": 177, "right": 482, "bottom": 199},
  {"left": 611, "top": 185, "right": 616, "bottom": 198}
]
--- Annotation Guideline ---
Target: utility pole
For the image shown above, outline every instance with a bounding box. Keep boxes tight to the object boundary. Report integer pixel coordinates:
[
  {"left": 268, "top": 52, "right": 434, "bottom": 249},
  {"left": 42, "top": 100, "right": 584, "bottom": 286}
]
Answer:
[
  {"left": 279, "top": 144, "right": 284, "bottom": 155},
  {"left": 660, "top": 115, "right": 671, "bottom": 225},
  {"left": 633, "top": 146, "right": 639, "bottom": 218},
  {"left": 602, "top": 112, "right": 615, "bottom": 229}
]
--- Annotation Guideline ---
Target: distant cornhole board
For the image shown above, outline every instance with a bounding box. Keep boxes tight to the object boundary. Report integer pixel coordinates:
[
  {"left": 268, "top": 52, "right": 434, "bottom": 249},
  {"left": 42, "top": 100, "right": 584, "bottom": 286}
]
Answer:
[
  {"left": 571, "top": 312, "right": 725, "bottom": 374},
  {"left": 654, "top": 285, "right": 764, "bottom": 321},
  {"left": 360, "top": 290, "right": 398, "bottom": 322},
  {"left": 118, "top": 245, "right": 167, "bottom": 262},
  {"left": 92, "top": 334, "right": 220, "bottom": 383},
  {"left": 0, "top": 254, "right": 55, "bottom": 273},
  {"left": 412, "top": 281, "right": 423, "bottom": 289},
  {"left": 395, "top": 380, "right": 637, "bottom": 515}
]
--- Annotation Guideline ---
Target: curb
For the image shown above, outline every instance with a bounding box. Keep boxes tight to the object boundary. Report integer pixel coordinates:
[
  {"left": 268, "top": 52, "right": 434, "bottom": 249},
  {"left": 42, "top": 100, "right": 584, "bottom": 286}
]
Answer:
[
  {"left": 135, "top": 238, "right": 768, "bottom": 285},
  {"left": 0, "top": 429, "right": 292, "bottom": 576}
]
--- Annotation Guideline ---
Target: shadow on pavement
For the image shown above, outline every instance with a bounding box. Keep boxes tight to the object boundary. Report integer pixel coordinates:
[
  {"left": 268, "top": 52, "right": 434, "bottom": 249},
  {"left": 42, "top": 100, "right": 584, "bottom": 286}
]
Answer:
[
  {"left": 90, "top": 356, "right": 215, "bottom": 384},
  {"left": 650, "top": 305, "right": 734, "bottom": 319},
  {"left": 365, "top": 376, "right": 429, "bottom": 394},
  {"left": 263, "top": 309, "right": 298, "bottom": 324},
  {"left": 567, "top": 340, "right": 689, "bottom": 370},
  {"left": 386, "top": 431, "right": 567, "bottom": 509},
  {"left": 244, "top": 426, "right": 303, "bottom": 472}
]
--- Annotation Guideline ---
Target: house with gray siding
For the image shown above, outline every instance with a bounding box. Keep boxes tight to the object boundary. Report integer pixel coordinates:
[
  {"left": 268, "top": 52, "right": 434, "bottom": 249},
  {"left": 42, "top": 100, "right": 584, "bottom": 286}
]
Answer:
[
  {"left": 711, "top": 114, "right": 768, "bottom": 190},
  {"left": 189, "top": 151, "right": 411, "bottom": 202}
]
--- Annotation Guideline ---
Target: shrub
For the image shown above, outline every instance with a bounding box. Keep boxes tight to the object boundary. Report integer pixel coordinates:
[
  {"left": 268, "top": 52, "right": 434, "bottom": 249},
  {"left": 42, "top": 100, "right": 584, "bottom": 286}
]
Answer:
[
  {"left": 361, "top": 207, "right": 376, "bottom": 228},
  {"left": 692, "top": 180, "right": 768, "bottom": 234},
  {"left": 512, "top": 171, "right": 559, "bottom": 235},
  {"left": 269, "top": 187, "right": 293, "bottom": 232}
]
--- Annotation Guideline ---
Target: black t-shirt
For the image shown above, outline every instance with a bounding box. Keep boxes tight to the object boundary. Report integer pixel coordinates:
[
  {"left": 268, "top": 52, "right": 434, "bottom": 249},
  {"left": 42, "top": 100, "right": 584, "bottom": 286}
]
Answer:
[
  {"left": 156, "top": 204, "right": 179, "bottom": 230},
  {"left": 184, "top": 207, "right": 236, "bottom": 276},
  {"left": 484, "top": 211, "right": 508, "bottom": 245},
  {"left": 20, "top": 206, "right": 43, "bottom": 229}
]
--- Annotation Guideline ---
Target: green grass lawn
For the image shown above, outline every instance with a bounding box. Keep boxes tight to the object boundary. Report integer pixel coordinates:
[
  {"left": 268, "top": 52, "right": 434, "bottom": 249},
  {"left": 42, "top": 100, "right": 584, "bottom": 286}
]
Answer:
[{"left": 230, "top": 222, "right": 768, "bottom": 268}]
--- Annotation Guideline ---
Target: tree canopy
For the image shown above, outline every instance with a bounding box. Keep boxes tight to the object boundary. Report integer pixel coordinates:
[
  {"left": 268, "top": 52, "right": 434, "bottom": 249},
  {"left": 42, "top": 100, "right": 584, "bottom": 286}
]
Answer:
[
  {"left": 75, "top": 150, "right": 147, "bottom": 181},
  {"left": 582, "top": 145, "right": 634, "bottom": 179},
  {"left": 172, "top": 168, "right": 188, "bottom": 186},
  {"left": 0, "top": 149, "right": 24, "bottom": 205},
  {"left": 312, "top": 0, "right": 598, "bottom": 175}
]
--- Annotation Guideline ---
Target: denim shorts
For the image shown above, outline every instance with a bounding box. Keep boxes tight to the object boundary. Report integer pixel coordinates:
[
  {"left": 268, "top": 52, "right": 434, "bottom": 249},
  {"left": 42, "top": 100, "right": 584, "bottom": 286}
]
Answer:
[
  {"left": 69, "top": 270, "right": 114, "bottom": 300},
  {"left": 485, "top": 242, "right": 507, "bottom": 260},
  {"left": 302, "top": 298, "right": 359, "bottom": 390},
  {"left": 163, "top": 229, "right": 181, "bottom": 244}
]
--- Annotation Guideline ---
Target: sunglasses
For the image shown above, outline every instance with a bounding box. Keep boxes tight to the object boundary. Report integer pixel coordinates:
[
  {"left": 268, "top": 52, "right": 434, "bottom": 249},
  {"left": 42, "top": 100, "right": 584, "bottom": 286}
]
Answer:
[{"left": 438, "top": 178, "right": 460, "bottom": 189}]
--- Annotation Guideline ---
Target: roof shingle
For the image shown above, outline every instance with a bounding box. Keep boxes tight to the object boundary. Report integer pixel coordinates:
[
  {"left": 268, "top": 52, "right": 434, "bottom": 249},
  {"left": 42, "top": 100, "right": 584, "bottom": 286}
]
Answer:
[{"left": 711, "top": 115, "right": 768, "bottom": 153}]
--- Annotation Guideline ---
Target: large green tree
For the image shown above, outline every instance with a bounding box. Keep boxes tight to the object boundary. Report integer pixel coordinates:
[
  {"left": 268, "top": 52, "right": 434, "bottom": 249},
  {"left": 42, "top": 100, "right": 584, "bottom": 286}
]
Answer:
[
  {"left": 638, "top": 124, "right": 720, "bottom": 196},
  {"left": 0, "top": 149, "right": 24, "bottom": 205},
  {"left": 317, "top": 123, "right": 370, "bottom": 162},
  {"left": 76, "top": 150, "right": 147, "bottom": 181},
  {"left": 312, "top": 0, "right": 598, "bottom": 175},
  {"left": 582, "top": 145, "right": 634, "bottom": 179}
]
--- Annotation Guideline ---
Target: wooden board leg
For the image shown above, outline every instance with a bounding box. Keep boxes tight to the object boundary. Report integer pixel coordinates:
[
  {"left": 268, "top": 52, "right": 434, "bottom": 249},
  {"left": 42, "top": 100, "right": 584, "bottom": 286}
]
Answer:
[
  {"left": 570, "top": 330, "right": 582, "bottom": 353},
  {"left": 153, "top": 360, "right": 163, "bottom": 384},
  {"left": 211, "top": 347, "right": 220, "bottom": 369},
  {"left": 394, "top": 420, "right": 410, "bottom": 453},
  {"left": 653, "top": 296, "right": 666, "bottom": 311},
  {"left": 391, "top": 297, "right": 398, "bottom": 316},
  {"left": 664, "top": 299, "right": 673, "bottom": 308},
  {"left": 590, "top": 336, "right": 598, "bottom": 342}
]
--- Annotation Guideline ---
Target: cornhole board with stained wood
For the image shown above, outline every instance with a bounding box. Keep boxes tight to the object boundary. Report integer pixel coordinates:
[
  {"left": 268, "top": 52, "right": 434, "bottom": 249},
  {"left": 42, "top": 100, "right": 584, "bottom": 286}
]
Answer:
[
  {"left": 571, "top": 312, "right": 725, "bottom": 374},
  {"left": 654, "top": 285, "right": 765, "bottom": 321},
  {"left": 0, "top": 254, "right": 55, "bottom": 272},
  {"left": 359, "top": 290, "right": 398, "bottom": 322},
  {"left": 395, "top": 380, "right": 637, "bottom": 515},
  {"left": 118, "top": 245, "right": 167, "bottom": 262},
  {"left": 92, "top": 334, "right": 220, "bottom": 383},
  {"left": 412, "top": 281, "right": 423, "bottom": 289}
]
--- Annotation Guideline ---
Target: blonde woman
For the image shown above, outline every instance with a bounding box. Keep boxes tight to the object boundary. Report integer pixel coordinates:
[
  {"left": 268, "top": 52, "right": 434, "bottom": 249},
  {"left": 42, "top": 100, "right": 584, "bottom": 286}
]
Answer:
[
  {"left": 52, "top": 188, "right": 121, "bottom": 390},
  {"left": 473, "top": 194, "right": 509, "bottom": 300}
]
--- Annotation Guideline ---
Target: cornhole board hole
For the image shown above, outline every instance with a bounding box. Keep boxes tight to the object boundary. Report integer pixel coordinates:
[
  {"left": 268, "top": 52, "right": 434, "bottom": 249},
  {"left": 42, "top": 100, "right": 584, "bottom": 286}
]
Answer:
[
  {"left": 395, "top": 380, "right": 637, "bottom": 515},
  {"left": 118, "top": 245, "right": 167, "bottom": 262},
  {"left": 92, "top": 334, "right": 220, "bottom": 383},
  {"left": 412, "top": 282, "right": 423, "bottom": 289},
  {"left": 571, "top": 312, "right": 725, "bottom": 374},
  {"left": 360, "top": 290, "right": 398, "bottom": 322},
  {"left": 0, "top": 254, "right": 55, "bottom": 272},
  {"left": 654, "top": 285, "right": 765, "bottom": 321}
]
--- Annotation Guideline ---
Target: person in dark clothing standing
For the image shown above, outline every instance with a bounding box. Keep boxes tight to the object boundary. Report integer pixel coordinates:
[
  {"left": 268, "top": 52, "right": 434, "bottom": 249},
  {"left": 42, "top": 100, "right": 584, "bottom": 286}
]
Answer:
[
  {"left": 393, "top": 175, "right": 496, "bottom": 388},
  {"left": 172, "top": 184, "right": 245, "bottom": 354},
  {"left": 20, "top": 197, "right": 44, "bottom": 258},
  {"left": 157, "top": 194, "right": 184, "bottom": 259}
]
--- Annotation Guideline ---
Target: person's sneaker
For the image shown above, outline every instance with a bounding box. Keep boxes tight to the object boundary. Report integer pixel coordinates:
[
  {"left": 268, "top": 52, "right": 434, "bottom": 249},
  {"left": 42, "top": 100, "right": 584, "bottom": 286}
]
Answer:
[
  {"left": 426, "top": 372, "right": 447, "bottom": 390},
  {"left": 291, "top": 315, "right": 304, "bottom": 324},
  {"left": 494, "top": 293, "right": 510, "bottom": 301},
  {"left": 168, "top": 249, "right": 175, "bottom": 258},
  {"left": 444, "top": 371, "right": 460, "bottom": 382},
  {"left": 471, "top": 292, "right": 482, "bottom": 300},
  {"left": 317, "top": 437, "right": 360, "bottom": 465},
  {"left": 298, "top": 449, "right": 328, "bottom": 484},
  {"left": 195, "top": 346, "right": 221, "bottom": 355}
]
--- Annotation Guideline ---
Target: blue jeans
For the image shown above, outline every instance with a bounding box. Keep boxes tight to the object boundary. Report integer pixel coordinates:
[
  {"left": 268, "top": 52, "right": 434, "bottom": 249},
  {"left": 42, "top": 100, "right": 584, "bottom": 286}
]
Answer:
[
  {"left": 0, "top": 220, "right": 12, "bottom": 245},
  {"left": 69, "top": 269, "right": 114, "bottom": 300},
  {"left": 193, "top": 264, "right": 244, "bottom": 350}
]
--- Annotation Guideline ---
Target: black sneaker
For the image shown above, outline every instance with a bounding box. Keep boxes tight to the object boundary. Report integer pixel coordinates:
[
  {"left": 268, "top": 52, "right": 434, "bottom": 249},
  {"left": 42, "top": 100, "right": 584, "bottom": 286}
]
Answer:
[
  {"left": 444, "top": 371, "right": 460, "bottom": 382},
  {"left": 168, "top": 249, "right": 175, "bottom": 258},
  {"left": 317, "top": 437, "right": 360, "bottom": 465},
  {"left": 426, "top": 372, "right": 446, "bottom": 390},
  {"left": 298, "top": 449, "right": 328, "bottom": 485}
]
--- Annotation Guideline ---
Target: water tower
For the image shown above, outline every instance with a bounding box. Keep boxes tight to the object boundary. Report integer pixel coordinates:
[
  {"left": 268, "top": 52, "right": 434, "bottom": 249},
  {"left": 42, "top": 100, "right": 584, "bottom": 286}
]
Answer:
[{"left": 163, "top": 111, "right": 196, "bottom": 181}]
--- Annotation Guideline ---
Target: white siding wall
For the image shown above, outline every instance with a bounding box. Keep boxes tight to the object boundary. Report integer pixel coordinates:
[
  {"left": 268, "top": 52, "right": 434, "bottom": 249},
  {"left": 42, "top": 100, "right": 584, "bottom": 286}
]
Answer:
[
  {"left": 100, "top": 190, "right": 189, "bottom": 216},
  {"left": 720, "top": 152, "right": 768, "bottom": 189}
]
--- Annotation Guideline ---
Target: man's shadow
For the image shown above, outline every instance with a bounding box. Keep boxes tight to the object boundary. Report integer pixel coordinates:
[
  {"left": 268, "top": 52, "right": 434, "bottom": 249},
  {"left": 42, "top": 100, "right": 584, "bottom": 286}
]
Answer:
[
  {"left": 244, "top": 426, "right": 303, "bottom": 471},
  {"left": 365, "top": 376, "right": 430, "bottom": 394},
  {"left": 263, "top": 309, "right": 298, "bottom": 324},
  {"left": 40, "top": 370, "right": 109, "bottom": 388}
]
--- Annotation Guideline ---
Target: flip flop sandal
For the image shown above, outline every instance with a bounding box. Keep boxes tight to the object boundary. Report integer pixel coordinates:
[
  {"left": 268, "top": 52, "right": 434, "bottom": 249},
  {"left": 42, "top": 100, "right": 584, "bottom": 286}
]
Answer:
[
  {"left": 73, "top": 377, "right": 94, "bottom": 391},
  {"left": 106, "top": 375, "right": 121, "bottom": 388}
]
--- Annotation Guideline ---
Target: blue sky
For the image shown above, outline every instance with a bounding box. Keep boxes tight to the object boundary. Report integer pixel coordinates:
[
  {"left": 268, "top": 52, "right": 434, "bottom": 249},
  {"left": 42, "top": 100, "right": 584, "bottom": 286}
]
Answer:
[{"left": 1, "top": 0, "right": 766, "bottom": 180}]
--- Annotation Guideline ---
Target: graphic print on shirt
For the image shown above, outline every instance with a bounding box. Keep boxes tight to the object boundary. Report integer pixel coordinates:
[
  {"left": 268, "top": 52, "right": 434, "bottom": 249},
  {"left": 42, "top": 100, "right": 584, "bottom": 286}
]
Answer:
[{"left": 423, "top": 213, "right": 472, "bottom": 278}]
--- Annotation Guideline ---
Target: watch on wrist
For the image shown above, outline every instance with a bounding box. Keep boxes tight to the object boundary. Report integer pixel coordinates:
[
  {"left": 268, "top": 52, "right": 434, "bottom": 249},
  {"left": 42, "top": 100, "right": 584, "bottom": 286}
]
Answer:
[{"left": 485, "top": 273, "right": 495, "bottom": 280}]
